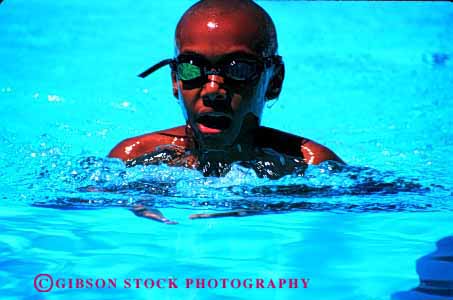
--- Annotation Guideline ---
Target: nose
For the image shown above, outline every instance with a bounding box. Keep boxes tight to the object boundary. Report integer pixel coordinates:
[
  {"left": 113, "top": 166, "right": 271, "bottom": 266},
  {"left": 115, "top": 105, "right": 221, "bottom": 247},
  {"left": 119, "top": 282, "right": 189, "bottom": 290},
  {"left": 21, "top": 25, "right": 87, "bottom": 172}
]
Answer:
[{"left": 201, "top": 75, "right": 229, "bottom": 109}]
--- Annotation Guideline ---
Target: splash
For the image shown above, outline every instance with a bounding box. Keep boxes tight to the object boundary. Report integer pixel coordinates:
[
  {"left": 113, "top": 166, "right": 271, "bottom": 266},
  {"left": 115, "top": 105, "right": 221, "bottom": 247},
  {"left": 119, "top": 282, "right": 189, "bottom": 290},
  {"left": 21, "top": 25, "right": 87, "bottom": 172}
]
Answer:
[{"left": 17, "top": 148, "right": 450, "bottom": 214}]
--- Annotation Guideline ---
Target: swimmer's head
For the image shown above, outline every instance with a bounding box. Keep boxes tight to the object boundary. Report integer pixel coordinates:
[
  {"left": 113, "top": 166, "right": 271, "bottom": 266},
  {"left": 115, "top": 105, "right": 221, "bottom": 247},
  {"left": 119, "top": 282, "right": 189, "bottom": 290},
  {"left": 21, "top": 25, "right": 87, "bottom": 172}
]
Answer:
[
  {"left": 171, "top": 0, "right": 285, "bottom": 149},
  {"left": 175, "top": 0, "right": 278, "bottom": 57}
]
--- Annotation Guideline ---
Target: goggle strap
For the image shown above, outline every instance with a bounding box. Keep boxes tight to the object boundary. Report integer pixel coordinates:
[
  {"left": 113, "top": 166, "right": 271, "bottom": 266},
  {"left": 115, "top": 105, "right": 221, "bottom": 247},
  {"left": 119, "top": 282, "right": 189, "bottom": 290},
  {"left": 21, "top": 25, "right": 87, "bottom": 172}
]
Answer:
[
  {"left": 265, "top": 55, "right": 282, "bottom": 67},
  {"left": 138, "top": 58, "right": 174, "bottom": 78}
]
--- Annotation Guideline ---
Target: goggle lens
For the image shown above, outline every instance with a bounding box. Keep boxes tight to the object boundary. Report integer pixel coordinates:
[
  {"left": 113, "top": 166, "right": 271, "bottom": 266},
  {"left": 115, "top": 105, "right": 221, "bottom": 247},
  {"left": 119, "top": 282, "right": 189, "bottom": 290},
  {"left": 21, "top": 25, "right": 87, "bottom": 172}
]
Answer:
[
  {"left": 224, "top": 60, "right": 259, "bottom": 81},
  {"left": 177, "top": 63, "right": 202, "bottom": 81}
]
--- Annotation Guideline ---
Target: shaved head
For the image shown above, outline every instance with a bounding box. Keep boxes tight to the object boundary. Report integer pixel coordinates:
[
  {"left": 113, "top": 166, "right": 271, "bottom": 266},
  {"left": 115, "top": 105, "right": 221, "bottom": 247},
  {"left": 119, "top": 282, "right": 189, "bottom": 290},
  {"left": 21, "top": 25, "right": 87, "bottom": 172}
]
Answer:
[{"left": 175, "top": 0, "right": 278, "bottom": 57}]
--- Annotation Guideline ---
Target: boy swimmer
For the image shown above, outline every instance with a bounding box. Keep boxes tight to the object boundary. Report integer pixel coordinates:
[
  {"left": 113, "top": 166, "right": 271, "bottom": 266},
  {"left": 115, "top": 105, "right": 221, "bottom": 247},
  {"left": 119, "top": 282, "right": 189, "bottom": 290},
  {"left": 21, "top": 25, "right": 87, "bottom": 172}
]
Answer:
[{"left": 109, "top": 0, "right": 343, "bottom": 221}]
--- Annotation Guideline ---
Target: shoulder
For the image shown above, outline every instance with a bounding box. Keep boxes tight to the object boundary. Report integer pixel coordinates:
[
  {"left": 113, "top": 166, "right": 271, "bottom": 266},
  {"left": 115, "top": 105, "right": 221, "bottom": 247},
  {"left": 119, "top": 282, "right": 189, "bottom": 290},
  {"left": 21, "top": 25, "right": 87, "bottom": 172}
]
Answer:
[
  {"left": 108, "top": 126, "right": 187, "bottom": 161},
  {"left": 257, "top": 126, "right": 344, "bottom": 165},
  {"left": 299, "top": 139, "right": 344, "bottom": 165}
]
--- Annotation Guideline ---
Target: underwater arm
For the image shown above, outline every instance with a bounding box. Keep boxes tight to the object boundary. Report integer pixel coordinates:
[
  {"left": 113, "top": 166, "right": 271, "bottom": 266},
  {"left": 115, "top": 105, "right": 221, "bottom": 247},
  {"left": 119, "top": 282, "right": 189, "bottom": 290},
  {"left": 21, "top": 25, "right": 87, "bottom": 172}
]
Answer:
[
  {"left": 189, "top": 209, "right": 262, "bottom": 219},
  {"left": 131, "top": 205, "right": 178, "bottom": 224}
]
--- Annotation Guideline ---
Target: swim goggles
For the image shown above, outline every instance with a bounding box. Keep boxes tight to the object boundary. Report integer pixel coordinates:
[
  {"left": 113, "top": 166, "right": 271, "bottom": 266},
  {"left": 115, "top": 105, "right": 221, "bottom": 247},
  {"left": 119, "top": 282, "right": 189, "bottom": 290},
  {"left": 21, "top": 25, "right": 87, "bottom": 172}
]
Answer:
[{"left": 138, "top": 53, "right": 282, "bottom": 85}]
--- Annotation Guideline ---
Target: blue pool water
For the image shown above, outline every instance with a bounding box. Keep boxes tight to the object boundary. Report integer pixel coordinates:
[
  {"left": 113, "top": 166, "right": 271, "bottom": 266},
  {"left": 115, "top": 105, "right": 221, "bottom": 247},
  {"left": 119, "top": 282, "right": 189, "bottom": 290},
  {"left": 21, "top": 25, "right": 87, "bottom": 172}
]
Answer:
[{"left": 1, "top": 1, "right": 452, "bottom": 299}]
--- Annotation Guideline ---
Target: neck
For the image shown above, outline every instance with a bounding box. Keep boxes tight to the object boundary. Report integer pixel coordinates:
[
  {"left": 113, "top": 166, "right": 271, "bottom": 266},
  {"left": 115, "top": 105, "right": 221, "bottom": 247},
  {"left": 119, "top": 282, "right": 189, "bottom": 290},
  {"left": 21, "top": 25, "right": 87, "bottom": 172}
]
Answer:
[{"left": 185, "top": 124, "right": 257, "bottom": 164}]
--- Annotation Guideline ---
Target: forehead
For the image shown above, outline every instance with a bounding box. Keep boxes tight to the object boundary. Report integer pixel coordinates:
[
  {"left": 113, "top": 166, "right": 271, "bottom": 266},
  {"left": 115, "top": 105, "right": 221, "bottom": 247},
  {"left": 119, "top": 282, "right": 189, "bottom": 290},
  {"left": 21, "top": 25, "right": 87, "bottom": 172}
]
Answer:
[{"left": 176, "top": 13, "right": 267, "bottom": 59}]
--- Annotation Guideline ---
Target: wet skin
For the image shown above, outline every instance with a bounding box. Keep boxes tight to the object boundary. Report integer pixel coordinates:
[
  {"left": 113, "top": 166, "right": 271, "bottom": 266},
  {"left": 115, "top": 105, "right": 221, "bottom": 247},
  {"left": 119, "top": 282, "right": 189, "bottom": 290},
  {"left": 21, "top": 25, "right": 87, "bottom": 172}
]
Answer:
[
  {"left": 172, "top": 8, "right": 273, "bottom": 151},
  {"left": 109, "top": 12, "right": 343, "bottom": 168},
  {"left": 108, "top": 3, "right": 343, "bottom": 222}
]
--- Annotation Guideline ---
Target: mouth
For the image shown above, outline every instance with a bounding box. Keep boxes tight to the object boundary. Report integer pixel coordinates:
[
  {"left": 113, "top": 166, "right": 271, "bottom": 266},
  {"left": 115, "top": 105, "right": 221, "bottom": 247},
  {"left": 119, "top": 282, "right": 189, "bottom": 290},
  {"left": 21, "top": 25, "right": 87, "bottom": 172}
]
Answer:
[{"left": 196, "top": 113, "right": 232, "bottom": 134}]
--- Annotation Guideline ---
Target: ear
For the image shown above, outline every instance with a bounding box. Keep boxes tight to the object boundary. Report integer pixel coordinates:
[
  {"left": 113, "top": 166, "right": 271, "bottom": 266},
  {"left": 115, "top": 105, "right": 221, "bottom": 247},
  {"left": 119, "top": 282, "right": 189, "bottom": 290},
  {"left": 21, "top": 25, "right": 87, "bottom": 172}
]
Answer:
[
  {"left": 265, "top": 62, "right": 285, "bottom": 100},
  {"left": 171, "top": 71, "right": 178, "bottom": 99}
]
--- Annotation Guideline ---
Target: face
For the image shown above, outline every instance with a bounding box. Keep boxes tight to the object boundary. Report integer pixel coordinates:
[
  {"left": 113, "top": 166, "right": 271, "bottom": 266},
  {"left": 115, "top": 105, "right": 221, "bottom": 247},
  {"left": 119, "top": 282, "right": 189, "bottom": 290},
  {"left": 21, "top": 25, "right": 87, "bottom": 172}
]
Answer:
[{"left": 172, "top": 13, "right": 280, "bottom": 150}]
